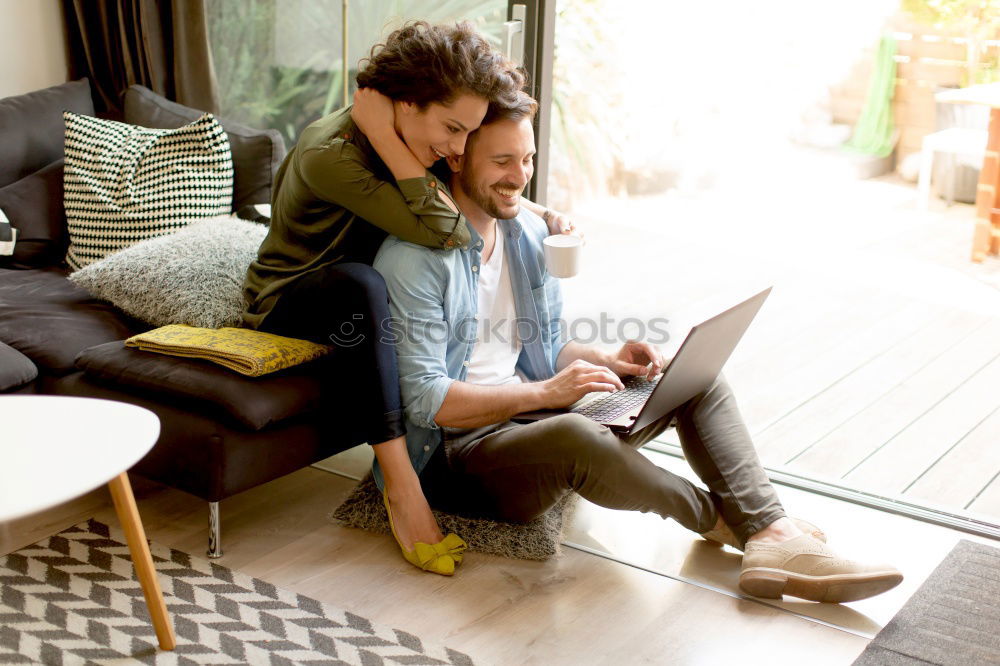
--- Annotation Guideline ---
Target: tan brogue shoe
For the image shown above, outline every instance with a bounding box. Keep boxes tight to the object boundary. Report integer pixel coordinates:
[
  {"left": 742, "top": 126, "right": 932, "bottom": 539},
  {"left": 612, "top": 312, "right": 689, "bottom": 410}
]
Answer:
[{"left": 740, "top": 534, "right": 903, "bottom": 603}]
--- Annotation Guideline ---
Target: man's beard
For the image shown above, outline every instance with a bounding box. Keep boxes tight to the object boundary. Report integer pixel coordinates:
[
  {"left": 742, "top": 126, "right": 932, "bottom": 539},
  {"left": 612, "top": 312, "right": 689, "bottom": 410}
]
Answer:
[{"left": 459, "top": 169, "right": 518, "bottom": 220}]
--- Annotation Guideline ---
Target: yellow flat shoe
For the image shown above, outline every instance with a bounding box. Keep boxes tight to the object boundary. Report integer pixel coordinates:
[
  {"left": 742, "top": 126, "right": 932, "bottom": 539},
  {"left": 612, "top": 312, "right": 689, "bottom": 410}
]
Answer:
[{"left": 382, "top": 490, "right": 467, "bottom": 575}]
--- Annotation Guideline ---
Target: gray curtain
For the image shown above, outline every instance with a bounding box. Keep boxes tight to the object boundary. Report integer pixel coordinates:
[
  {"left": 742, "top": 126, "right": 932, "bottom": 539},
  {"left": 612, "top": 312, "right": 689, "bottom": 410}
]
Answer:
[{"left": 64, "top": 0, "right": 220, "bottom": 117}]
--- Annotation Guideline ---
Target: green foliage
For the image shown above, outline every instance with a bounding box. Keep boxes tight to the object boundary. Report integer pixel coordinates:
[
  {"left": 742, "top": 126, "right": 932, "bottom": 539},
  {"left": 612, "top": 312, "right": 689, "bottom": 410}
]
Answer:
[
  {"left": 548, "top": 0, "right": 626, "bottom": 208},
  {"left": 349, "top": 0, "right": 505, "bottom": 51},
  {"left": 902, "top": 0, "right": 998, "bottom": 29},
  {"left": 205, "top": 0, "right": 624, "bottom": 206},
  {"left": 206, "top": 0, "right": 344, "bottom": 145},
  {"left": 206, "top": 0, "right": 506, "bottom": 147},
  {"left": 902, "top": 0, "right": 1000, "bottom": 84}
]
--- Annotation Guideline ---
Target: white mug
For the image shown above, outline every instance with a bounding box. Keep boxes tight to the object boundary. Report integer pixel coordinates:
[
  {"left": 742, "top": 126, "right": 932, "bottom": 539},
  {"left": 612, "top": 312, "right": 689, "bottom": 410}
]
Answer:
[{"left": 543, "top": 234, "right": 583, "bottom": 278}]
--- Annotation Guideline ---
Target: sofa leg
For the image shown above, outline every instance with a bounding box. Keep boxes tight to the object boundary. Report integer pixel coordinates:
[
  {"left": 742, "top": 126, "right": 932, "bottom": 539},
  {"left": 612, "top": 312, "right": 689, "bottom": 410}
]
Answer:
[{"left": 207, "top": 501, "right": 223, "bottom": 559}]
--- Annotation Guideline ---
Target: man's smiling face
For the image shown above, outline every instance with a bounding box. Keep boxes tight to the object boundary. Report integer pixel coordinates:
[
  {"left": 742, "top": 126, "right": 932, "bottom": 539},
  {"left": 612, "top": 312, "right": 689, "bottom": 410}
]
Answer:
[{"left": 454, "top": 117, "right": 536, "bottom": 221}]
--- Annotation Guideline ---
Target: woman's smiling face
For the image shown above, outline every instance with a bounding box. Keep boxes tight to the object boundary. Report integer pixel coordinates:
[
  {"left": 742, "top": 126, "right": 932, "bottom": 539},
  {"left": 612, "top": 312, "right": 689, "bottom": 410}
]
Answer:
[{"left": 394, "top": 93, "right": 489, "bottom": 168}]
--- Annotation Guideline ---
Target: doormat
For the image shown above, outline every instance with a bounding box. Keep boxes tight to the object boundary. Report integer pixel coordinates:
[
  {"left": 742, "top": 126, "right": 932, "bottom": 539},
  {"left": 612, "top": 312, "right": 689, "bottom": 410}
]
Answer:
[{"left": 853, "top": 539, "right": 1000, "bottom": 665}]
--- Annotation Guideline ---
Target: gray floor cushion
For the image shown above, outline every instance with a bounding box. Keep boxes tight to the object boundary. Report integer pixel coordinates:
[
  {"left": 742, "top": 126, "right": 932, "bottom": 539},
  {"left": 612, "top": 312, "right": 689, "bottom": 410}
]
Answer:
[{"left": 331, "top": 473, "right": 577, "bottom": 561}]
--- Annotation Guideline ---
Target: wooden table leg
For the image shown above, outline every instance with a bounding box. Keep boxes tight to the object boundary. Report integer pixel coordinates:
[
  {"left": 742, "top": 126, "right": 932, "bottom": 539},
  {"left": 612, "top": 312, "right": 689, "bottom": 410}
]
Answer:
[
  {"left": 972, "top": 108, "right": 1000, "bottom": 262},
  {"left": 107, "top": 472, "right": 176, "bottom": 651}
]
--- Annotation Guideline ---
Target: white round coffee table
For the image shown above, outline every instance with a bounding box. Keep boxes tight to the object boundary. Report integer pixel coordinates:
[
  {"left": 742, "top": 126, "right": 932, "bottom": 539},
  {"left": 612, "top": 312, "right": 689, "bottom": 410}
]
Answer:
[{"left": 0, "top": 395, "right": 176, "bottom": 650}]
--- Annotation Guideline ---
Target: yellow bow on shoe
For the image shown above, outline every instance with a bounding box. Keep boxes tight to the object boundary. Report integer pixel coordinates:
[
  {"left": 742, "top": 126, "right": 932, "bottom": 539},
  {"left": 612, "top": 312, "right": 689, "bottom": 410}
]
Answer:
[
  {"left": 412, "top": 533, "right": 467, "bottom": 573},
  {"left": 383, "top": 489, "right": 468, "bottom": 576}
]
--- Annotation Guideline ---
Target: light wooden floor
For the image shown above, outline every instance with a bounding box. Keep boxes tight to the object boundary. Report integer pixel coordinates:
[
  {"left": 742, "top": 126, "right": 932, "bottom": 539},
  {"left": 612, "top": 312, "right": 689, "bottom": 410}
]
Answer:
[
  {"left": 316, "top": 445, "right": 999, "bottom": 639},
  {"left": 2, "top": 458, "right": 873, "bottom": 666},
  {"left": 5, "top": 442, "right": 997, "bottom": 665},
  {"left": 561, "top": 144, "right": 1000, "bottom": 521}
]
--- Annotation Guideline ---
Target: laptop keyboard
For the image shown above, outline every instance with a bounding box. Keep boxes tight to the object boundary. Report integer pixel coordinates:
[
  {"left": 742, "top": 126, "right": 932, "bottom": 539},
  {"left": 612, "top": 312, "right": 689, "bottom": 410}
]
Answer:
[{"left": 573, "top": 376, "right": 657, "bottom": 422}]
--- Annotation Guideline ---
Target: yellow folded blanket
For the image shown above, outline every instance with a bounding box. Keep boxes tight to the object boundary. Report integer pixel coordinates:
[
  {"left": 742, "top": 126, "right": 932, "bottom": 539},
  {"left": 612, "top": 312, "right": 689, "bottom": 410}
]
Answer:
[{"left": 124, "top": 324, "right": 334, "bottom": 377}]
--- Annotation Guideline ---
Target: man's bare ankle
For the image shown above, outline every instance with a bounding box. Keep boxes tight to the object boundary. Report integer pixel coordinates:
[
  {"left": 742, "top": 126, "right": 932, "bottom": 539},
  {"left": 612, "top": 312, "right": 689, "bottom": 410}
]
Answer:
[{"left": 746, "top": 516, "right": 803, "bottom": 545}]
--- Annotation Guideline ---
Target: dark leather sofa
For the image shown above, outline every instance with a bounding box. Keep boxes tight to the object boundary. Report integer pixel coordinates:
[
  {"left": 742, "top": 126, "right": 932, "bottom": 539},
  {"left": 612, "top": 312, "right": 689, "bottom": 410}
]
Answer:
[{"left": 0, "top": 79, "right": 367, "bottom": 557}]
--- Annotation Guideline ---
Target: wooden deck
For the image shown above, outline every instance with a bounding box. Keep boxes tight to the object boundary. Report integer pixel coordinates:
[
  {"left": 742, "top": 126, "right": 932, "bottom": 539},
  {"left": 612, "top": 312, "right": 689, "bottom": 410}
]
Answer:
[
  {"left": 7, "top": 445, "right": 995, "bottom": 660},
  {"left": 561, "top": 144, "right": 1000, "bottom": 522}
]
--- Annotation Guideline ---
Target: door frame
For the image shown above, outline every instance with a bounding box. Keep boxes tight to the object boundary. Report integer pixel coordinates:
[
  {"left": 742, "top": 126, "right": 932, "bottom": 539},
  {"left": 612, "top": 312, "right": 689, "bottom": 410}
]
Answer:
[{"left": 510, "top": 0, "right": 556, "bottom": 205}]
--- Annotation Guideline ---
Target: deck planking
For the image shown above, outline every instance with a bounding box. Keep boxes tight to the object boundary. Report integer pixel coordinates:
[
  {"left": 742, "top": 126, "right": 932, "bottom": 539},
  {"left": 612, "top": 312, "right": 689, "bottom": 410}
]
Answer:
[{"left": 568, "top": 157, "right": 1000, "bottom": 520}]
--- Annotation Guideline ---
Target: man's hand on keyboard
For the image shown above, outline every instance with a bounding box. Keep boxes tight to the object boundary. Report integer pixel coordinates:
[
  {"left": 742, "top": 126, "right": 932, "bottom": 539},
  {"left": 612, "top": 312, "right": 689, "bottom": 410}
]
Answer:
[
  {"left": 538, "top": 359, "right": 624, "bottom": 409},
  {"left": 609, "top": 341, "right": 665, "bottom": 380}
]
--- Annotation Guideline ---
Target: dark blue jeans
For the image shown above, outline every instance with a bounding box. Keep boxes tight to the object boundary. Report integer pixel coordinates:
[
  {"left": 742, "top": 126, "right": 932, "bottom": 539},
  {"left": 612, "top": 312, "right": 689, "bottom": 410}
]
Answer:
[{"left": 259, "top": 262, "right": 406, "bottom": 444}]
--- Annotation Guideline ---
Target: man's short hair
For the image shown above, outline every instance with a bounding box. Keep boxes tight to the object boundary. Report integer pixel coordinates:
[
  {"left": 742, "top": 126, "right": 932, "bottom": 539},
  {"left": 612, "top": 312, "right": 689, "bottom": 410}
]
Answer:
[{"left": 482, "top": 90, "right": 538, "bottom": 125}]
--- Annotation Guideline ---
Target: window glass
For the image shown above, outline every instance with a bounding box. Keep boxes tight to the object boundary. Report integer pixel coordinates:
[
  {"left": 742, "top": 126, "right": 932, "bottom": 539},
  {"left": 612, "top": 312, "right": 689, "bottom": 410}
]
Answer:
[{"left": 206, "top": 0, "right": 507, "bottom": 146}]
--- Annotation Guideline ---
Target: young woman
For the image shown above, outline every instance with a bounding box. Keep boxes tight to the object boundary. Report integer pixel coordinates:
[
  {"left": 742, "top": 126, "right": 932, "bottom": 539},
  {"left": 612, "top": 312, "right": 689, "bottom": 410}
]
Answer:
[{"left": 243, "top": 21, "right": 571, "bottom": 576}]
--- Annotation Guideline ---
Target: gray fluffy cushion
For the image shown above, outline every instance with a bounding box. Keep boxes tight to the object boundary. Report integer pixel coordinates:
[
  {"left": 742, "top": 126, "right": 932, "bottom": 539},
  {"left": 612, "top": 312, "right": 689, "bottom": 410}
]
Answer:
[
  {"left": 68, "top": 215, "right": 266, "bottom": 329},
  {"left": 331, "top": 474, "right": 577, "bottom": 561}
]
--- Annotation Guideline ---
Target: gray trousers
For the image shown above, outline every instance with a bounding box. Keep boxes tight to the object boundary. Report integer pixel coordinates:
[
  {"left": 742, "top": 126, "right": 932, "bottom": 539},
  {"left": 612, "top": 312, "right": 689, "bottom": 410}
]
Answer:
[{"left": 420, "top": 374, "right": 786, "bottom": 546}]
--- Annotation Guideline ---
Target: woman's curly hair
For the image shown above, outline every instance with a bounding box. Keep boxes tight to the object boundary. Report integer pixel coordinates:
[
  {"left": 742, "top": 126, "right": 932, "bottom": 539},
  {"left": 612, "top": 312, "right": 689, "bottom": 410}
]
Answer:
[{"left": 356, "top": 21, "right": 525, "bottom": 110}]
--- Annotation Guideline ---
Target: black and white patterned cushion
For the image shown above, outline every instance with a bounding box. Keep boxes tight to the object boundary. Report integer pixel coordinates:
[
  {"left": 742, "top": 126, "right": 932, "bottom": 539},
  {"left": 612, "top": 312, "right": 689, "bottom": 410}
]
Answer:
[{"left": 63, "top": 111, "right": 234, "bottom": 270}]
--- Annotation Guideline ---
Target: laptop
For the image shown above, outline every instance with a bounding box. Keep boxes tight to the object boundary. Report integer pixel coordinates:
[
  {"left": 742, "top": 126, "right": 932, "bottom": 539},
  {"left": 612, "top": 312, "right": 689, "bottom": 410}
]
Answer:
[{"left": 512, "top": 287, "right": 772, "bottom": 435}]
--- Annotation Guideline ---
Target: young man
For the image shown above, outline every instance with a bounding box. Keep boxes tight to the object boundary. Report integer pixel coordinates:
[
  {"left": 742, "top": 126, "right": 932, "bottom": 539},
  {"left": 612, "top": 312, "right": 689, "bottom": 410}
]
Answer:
[{"left": 371, "top": 93, "right": 902, "bottom": 603}]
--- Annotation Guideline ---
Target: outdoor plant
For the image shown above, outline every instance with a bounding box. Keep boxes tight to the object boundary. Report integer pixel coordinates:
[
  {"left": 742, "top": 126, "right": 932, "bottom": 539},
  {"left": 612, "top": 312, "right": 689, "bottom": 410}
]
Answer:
[
  {"left": 548, "top": 0, "right": 627, "bottom": 209},
  {"left": 206, "top": 0, "right": 504, "bottom": 147}
]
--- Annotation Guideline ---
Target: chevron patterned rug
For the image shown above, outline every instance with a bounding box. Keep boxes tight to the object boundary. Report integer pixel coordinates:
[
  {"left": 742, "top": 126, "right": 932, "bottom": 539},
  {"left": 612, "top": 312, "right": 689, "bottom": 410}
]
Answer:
[{"left": 0, "top": 519, "right": 474, "bottom": 665}]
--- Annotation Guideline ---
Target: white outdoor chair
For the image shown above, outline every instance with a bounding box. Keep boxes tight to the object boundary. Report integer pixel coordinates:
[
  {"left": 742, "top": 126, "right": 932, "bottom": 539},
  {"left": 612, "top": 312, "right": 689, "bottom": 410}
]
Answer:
[{"left": 917, "top": 127, "right": 988, "bottom": 209}]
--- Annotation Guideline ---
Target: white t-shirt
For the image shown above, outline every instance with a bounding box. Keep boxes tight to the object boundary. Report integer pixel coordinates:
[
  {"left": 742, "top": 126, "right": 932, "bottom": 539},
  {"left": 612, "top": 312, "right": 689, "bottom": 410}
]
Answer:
[{"left": 465, "top": 225, "right": 523, "bottom": 385}]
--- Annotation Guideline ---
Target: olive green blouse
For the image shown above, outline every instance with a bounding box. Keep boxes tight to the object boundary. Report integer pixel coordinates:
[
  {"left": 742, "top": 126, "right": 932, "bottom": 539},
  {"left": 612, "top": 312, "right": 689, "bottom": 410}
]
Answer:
[{"left": 242, "top": 106, "right": 471, "bottom": 329}]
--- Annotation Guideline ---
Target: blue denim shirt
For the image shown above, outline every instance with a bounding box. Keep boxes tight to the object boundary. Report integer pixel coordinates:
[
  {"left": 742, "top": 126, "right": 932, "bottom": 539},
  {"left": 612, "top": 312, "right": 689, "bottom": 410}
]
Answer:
[{"left": 371, "top": 209, "right": 568, "bottom": 488}]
